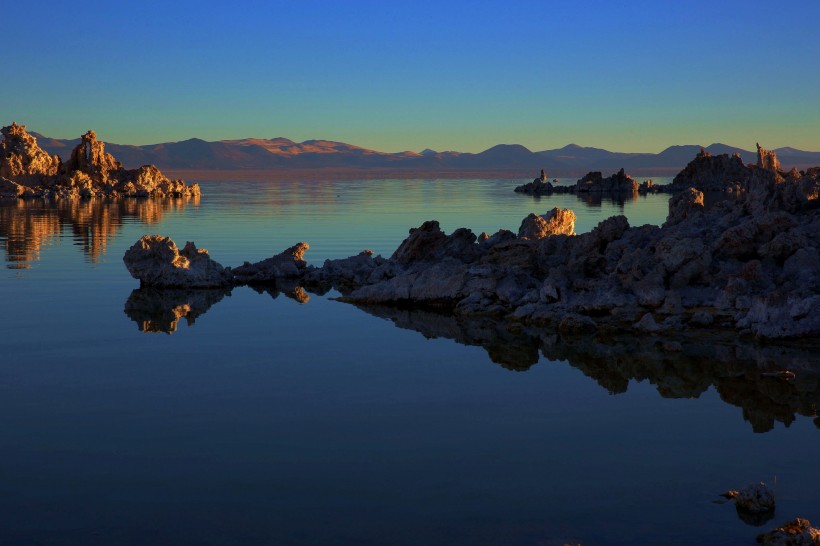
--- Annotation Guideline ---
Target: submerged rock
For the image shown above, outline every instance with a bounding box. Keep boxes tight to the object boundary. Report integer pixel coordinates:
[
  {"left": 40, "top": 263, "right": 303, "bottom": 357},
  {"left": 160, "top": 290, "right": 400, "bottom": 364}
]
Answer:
[{"left": 730, "top": 483, "right": 776, "bottom": 515}]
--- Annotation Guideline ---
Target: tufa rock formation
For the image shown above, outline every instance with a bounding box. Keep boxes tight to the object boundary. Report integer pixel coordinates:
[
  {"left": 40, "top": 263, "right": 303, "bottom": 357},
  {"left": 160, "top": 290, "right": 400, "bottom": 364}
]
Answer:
[
  {"left": 0, "top": 122, "right": 199, "bottom": 199},
  {"left": 515, "top": 167, "right": 643, "bottom": 196},
  {"left": 725, "top": 483, "right": 776, "bottom": 515},
  {"left": 758, "top": 142, "right": 782, "bottom": 173},
  {"left": 0, "top": 122, "right": 61, "bottom": 186},
  {"left": 757, "top": 518, "right": 820, "bottom": 546},
  {"left": 123, "top": 236, "right": 232, "bottom": 288},
  {"left": 123, "top": 146, "right": 820, "bottom": 340}
]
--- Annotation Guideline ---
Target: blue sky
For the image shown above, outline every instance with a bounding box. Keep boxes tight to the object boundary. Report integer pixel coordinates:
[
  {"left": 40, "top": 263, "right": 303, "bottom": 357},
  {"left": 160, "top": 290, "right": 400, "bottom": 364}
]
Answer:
[{"left": 3, "top": 0, "right": 819, "bottom": 152}]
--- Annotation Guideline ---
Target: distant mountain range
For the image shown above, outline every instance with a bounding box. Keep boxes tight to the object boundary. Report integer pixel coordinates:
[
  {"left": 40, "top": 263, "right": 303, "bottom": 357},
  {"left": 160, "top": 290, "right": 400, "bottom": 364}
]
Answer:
[{"left": 31, "top": 133, "right": 820, "bottom": 177}]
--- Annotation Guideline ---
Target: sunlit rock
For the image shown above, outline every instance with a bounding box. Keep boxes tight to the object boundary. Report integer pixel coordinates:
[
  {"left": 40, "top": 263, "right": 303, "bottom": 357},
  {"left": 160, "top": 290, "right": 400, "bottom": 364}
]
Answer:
[
  {"left": 123, "top": 235, "right": 232, "bottom": 288},
  {"left": 757, "top": 518, "right": 820, "bottom": 546},
  {"left": 0, "top": 122, "right": 61, "bottom": 186},
  {"left": 517, "top": 207, "right": 576, "bottom": 239},
  {"left": 0, "top": 122, "right": 200, "bottom": 199},
  {"left": 232, "top": 242, "right": 310, "bottom": 283},
  {"left": 757, "top": 143, "right": 782, "bottom": 173}
]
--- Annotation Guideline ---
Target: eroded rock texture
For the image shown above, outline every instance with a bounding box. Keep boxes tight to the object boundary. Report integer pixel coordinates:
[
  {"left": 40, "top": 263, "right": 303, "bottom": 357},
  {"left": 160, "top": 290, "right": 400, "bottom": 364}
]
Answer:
[
  {"left": 123, "top": 236, "right": 232, "bottom": 288},
  {"left": 123, "top": 147, "right": 820, "bottom": 341},
  {"left": 0, "top": 122, "right": 200, "bottom": 199},
  {"left": 757, "top": 518, "right": 820, "bottom": 546}
]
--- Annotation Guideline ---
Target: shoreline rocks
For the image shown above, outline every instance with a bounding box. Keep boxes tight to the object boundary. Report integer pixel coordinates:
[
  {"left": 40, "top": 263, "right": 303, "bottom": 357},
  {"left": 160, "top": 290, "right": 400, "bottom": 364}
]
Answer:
[
  {"left": 0, "top": 122, "right": 200, "bottom": 200},
  {"left": 515, "top": 167, "right": 660, "bottom": 196},
  {"left": 757, "top": 518, "right": 820, "bottom": 545},
  {"left": 123, "top": 146, "right": 820, "bottom": 341}
]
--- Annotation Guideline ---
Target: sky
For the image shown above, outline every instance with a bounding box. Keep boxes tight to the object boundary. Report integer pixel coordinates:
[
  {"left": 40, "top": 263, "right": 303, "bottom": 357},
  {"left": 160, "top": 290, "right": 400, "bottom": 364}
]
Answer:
[{"left": 3, "top": 0, "right": 819, "bottom": 153}]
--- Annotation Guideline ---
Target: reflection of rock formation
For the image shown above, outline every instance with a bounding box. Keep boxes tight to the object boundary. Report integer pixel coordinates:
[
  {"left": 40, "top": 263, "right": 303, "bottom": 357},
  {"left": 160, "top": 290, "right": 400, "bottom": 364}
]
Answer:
[
  {"left": 124, "top": 286, "right": 232, "bottom": 334},
  {"left": 352, "top": 305, "right": 820, "bottom": 432},
  {"left": 249, "top": 281, "right": 311, "bottom": 304},
  {"left": 0, "top": 197, "right": 197, "bottom": 266}
]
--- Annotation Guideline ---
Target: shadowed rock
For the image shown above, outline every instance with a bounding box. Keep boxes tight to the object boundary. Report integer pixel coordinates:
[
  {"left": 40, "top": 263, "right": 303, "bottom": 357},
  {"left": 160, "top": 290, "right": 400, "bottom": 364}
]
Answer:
[{"left": 232, "top": 242, "right": 310, "bottom": 283}]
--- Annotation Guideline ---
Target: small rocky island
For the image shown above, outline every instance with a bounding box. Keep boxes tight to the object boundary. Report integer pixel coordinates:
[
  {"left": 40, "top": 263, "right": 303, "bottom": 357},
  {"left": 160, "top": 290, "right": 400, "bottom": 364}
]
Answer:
[
  {"left": 123, "top": 144, "right": 820, "bottom": 341},
  {"left": 0, "top": 122, "right": 199, "bottom": 199}
]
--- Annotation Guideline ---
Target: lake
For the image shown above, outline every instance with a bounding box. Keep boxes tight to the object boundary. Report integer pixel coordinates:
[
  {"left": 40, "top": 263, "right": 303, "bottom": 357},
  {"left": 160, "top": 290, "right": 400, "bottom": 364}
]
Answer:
[{"left": 1, "top": 176, "right": 818, "bottom": 546}]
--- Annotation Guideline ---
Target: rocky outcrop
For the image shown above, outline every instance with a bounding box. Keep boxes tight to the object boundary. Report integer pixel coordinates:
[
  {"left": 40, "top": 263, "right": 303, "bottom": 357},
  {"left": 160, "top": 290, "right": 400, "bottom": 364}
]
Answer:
[
  {"left": 757, "top": 518, "right": 820, "bottom": 546},
  {"left": 0, "top": 122, "right": 200, "bottom": 199},
  {"left": 671, "top": 147, "right": 749, "bottom": 191},
  {"left": 670, "top": 143, "right": 794, "bottom": 192},
  {"left": 576, "top": 168, "right": 639, "bottom": 193},
  {"left": 513, "top": 178, "right": 555, "bottom": 196},
  {"left": 123, "top": 146, "right": 820, "bottom": 341},
  {"left": 515, "top": 168, "right": 644, "bottom": 196},
  {"left": 0, "top": 122, "right": 61, "bottom": 187},
  {"left": 232, "top": 242, "right": 310, "bottom": 283},
  {"left": 517, "top": 208, "right": 577, "bottom": 239},
  {"left": 726, "top": 483, "right": 776, "bottom": 514},
  {"left": 758, "top": 143, "right": 782, "bottom": 173},
  {"left": 123, "top": 236, "right": 233, "bottom": 288}
]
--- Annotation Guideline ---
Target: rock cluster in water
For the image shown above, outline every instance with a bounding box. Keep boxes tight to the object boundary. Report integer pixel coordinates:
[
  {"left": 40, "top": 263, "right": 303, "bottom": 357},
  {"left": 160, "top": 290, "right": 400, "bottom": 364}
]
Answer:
[
  {"left": 757, "top": 518, "right": 820, "bottom": 546},
  {"left": 123, "top": 147, "right": 820, "bottom": 340},
  {"left": 0, "top": 122, "right": 200, "bottom": 199},
  {"left": 514, "top": 167, "right": 646, "bottom": 196}
]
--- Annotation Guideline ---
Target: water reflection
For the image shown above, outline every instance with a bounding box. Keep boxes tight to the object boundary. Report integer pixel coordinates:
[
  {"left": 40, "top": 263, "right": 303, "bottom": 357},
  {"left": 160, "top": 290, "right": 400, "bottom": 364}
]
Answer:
[
  {"left": 355, "top": 305, "right": 820, "bottom": 434},
  {"left": 121, "top": 279, "right": 820, "bottom": 432},
  {"left": 248, "top": 281, "right": 312, "bottom": 304},
  {"left": 0, "top": 197, "right": 198, "bottom": 267},
  {"left": 529, "top": 190, "right": 641, "bottom": 208},
  {"left": 124, "top": 286, "right": 232, "bottom": 334},
  {"left": 123, "top": 281, "right": 309, "bottom": 334}
]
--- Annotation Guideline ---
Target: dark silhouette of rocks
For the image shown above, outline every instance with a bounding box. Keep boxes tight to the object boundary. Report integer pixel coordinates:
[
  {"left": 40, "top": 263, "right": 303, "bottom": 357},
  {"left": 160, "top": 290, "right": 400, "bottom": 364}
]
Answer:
[
  {"left": 124, "top": 286, "right": 232, "bottom": 333},
  {"left": 341, "top": 305, "right": 820, "bottom": 431},
  {"left": 515, "top": 167, "right": 643, "bottom": 197},
  {"left": 0, "top": 122, "right": 200, "bottom": 199}
]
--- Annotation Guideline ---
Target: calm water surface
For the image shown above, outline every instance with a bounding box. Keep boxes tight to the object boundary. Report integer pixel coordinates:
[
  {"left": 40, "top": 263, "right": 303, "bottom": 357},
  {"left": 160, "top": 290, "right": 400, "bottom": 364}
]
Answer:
[{"left": 0, "top": 177, "right": 817, "bottom": 546}]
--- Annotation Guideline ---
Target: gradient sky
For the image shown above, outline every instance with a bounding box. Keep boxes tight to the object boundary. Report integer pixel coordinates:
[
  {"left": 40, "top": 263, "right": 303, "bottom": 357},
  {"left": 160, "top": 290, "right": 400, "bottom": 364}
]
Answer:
[{"left": 3, "top": 0, "right": 819, "bottom": 152}]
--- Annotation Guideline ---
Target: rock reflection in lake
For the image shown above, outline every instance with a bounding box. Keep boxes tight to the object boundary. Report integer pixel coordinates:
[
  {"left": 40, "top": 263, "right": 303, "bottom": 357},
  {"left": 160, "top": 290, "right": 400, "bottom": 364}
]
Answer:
[
  {"left": 248, "top": 281, "right": 312, "bottom": 304},
  {"left": 0, "top": 196, "right": 197, "bottom": 267},
  {"left": 124, "top": 286, "right": 231, "bottom": 334},
  {"left": 123, "top": 280, "right": 311, "bottom": 334},
  {"left": 354, "top": 304, "right": 820, "bottom": 433}
]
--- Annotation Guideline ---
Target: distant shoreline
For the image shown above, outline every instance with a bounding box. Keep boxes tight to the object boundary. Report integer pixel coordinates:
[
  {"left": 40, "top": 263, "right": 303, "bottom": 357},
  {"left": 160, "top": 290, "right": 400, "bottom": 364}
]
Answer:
[{"left": 165, "top": 167, "right": 681, "bottom": 181}]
